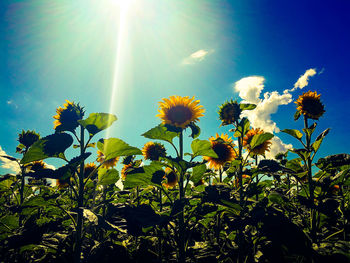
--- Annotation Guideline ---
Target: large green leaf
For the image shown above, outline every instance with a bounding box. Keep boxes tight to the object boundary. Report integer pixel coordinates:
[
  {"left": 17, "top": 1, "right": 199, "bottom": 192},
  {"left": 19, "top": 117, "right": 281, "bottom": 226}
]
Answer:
[
  {"left": 123, "top": 163, "right": 164, "bottom": 189},
  {"left": 78, "top": 113, "right": 117, "bottom": 135},
  {"left": 191, "top": 139, "right": 218, "bottom": 159},
  {"left": 21, "top": 133, "right": 73, "bottom": 164},
  {"left": 97, "top": 138, "right": 142, "bottom": 160},
  {"left": 281, "top": 129, "right": 303, "bottom": 140},
  {"left": 98, "top": 168, "right": 120, "bottom": 186},
  {"left": 191, "top": 163, "right": 207, "bottom": 184},
  {"left": 142, "top": 124, "right": 179, "bottom": 143},
  {"left": 250, "top": 133, "right": 274, "bottom": 149}
]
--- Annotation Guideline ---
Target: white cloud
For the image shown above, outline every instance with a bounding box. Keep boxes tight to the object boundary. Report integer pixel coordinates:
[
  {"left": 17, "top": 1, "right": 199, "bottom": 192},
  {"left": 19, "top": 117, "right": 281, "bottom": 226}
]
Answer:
[
  {"left": 0, "top": 146, "right": 20, "bottom": 174},
  {"left": 6, "top": 100, "right": 18, "bottom": 109},
  {"left": 182, "top": 49, "right": 214, "bottom": 65},
  {"left": 233, "top": 68, "right": 317, "bottom": 158},
  {"left": 284, "top": 68, "right": 317, "bottom": 93}
]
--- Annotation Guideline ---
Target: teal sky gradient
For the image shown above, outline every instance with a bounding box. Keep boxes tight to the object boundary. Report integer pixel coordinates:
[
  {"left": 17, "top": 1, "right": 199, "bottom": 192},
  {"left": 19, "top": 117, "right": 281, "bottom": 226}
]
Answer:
[{"left": 1, "top": 0, "right": 350, "bottom": 174}]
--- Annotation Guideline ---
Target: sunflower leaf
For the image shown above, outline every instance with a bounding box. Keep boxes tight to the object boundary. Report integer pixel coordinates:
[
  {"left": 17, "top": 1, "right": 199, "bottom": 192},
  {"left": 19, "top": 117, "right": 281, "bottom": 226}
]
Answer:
[
  {"left": 78, "top": 113, "right": 117, "bottom": 136},
  {"left": 294, "top": 110, "right": 301, "bottom": 121},
  {"left": 98, "top": 168, "right": 119, "bottom": 186},
  {"left": 188, "top": 123, "right": 201, "bottom": 139},
  {"left": 123, "top": 163, "right": 164, "bottom": 189},
  {"left": 234, "top": 118, "right": 250, "bottom": 137},
  {"left": 142, "top": 125, "right": 179, "bottom": 143},
  {"left": 191, "top": 139, "right": 218, "bottom": 159},
  {"left": 240, "top": 103, "right": 256, "bottom": 111},
  {"left": 281, "top": 129, "right": 303, "bottom": 140},
  {"left": 97, "top": 138, "right": 142, "bottom": 160},
  {"left": 21, "top": 133, "right": 73, "bottom": 164},
  {"left": 191, "top": 164, "right": 207, "bottom": 184},
  {"left": 250, "top": 133, "right": 274, "bottom": 150}
]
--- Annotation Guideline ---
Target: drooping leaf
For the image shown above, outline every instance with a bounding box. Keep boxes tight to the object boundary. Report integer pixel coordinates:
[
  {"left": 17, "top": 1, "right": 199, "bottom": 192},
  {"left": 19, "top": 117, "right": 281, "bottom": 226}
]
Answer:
[
  {"left": 281, "top": 129, "right": 303, "bottom": 140},
  {"left": 250, "top": 133, "right": 274, "bottom": 149},
  {"left": 21, "top": 133, "right": 73, "bottom": 164},
  {"left": 78, "top": 113, "right": 117, "bottom": 136},
  {"left": 123, "top": 163, "right": 164, "bottom": 189},
  {"left": 240, "top": 103, "right": 256, "bottom": 111},
  {"left": 98, "top": 168, "right": 120, "bottom": 186},
  {"left": 188, "top": 123, "right": 201, "bottom": 139},
  {"left": 294, "top": 110, "right": 301, "bottom": 121},
  {"left": 191, "top": 139, "right": 218, "bottom": 158},
  {"left": 97, "top": 138, "right": 141, "bottom": 161},
  {"left": 191, "top": 163, "right": 207, "bottom": 184},
  {"left": 285, "top": 158, "right": 304, "bottom": 173},
  {"left": 142, "top": 124, "right": 179, "bottom": 143}
]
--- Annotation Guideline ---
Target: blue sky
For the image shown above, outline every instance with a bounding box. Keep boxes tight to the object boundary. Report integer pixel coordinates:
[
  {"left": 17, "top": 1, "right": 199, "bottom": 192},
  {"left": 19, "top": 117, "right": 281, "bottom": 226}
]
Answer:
[{"left": 1, "top": 0, "right": 350, "bottom": 174}]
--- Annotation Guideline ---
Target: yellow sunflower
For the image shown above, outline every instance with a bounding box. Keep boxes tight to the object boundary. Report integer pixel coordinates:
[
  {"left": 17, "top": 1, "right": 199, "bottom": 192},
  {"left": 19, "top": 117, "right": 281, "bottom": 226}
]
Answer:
[
  {"left": 97, "top": 150, "right": 119, "bottom": 169},
  {"left": 121, "top": 163, "right": 134, "bottom": 180},
  {"left": 218, "top": 100, "right": 241, "bottom": 126},
  {"left": 53, "top": 100, "right": 84, "bottom": 131},
  {"left": 243, "top": 128, "right": 272, "bottom": 156},
  {"left": 142, "top": 142, "right": 166, "bottom": 161},
  {"left": 83, "top": 162, "right": 97, "bottom": 179},
  {"left": 203, "top": 133, "right": 236, "bottom": 170},
  {"left": 295, "top": 91, "right": 325, "bottom": 120},
  {"left": 56, "top": 178, "right": 70, "bottom": 189},
  {"left": 156, "top": 95, "right": 205, "bottom": 129},
  {"left": 163, "top": 167, "right": 178, "bottom": 188}
]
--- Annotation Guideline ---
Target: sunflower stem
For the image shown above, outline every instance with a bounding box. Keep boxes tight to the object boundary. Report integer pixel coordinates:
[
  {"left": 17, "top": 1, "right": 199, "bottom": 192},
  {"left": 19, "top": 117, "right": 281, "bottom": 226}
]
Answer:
[
  {"left": 74, "top": 125, "right": 85, "bottom": 263},
  {"left": 178, "top": 130, "right": 186, "bottom": 263}
]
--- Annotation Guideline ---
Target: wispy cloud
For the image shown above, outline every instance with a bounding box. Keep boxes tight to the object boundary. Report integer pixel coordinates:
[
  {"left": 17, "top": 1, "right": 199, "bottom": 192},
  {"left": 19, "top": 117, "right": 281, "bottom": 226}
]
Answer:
[
  {"left": 7, "top": 99, "right": 18, "bottom": 109},
  {"left": 182, "top": 49, "right": 214, "bottom": 65},
  {"left": 233, "top": 68, "right": 318, "bottom": 159},
  {"left": 0, "top": 146, "right": 20, "bottom": 174}
]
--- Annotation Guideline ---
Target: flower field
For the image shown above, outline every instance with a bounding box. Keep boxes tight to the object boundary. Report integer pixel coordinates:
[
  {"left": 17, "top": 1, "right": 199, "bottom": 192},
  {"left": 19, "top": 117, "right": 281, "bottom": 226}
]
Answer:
[{"left": 0, "top": 93, "right": 349, "bottom": 263}]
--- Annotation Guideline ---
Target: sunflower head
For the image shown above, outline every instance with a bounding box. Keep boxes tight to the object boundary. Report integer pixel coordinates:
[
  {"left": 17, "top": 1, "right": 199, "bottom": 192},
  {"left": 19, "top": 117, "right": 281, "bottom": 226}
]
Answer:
[
  {"left": 218, "top": 100, "right": 241, "bottom": 126},
  {"left": 142, "top": 142, "right": 166, "bottom": 161},
  {"left": 163, "top": 167, "right": 178, "bottom": 188},
  {"left": 18, "top": 130, "right": 40, "bottom": 149},
  {"left": 295, "top": 91, "right": 325, "bottom": 120},
  {"left": 28, "top": 160, "right": 46, "bottom": 172},
  {"left": 97, "top": 150, "right": 119, "bottom": 169},
  {"left": 84, "top": 162, "right": 97, "bottom": 179},
  {"left": 53, "top": 100, "right": 85, "bottom": 131},
  {"left": 156, "top": 95, "right": 205, "bottom": 129},
  {"left": 243, "top": 128, "right": 272, "bottom": 156},
  {"left": 121, "top": 163, "right": 134, "bottom": 180},
  {"left": 56, "top": 178, "right": 70, "bottom": 189},
  {"left": 203, "top": 133, "right": 236, "bottom": 170}
]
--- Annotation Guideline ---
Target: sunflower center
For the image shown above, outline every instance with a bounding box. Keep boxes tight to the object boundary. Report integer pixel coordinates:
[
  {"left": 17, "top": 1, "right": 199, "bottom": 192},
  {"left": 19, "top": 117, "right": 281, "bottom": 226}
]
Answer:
[
  {"left": 166, "top": 106, "right": 193, "bottom": 125},
  {"left": 302, "top": 98, "right": 324, "bottom": 116},
  {"left": 213, "top": 143, "right": 231, "bottom": 162}
]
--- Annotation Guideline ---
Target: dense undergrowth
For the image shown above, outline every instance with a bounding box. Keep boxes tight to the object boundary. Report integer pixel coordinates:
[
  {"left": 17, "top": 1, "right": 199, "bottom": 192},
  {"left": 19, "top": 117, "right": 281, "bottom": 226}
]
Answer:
[{"left": 0, "top": 93, "right": 349, "bottom": 263}]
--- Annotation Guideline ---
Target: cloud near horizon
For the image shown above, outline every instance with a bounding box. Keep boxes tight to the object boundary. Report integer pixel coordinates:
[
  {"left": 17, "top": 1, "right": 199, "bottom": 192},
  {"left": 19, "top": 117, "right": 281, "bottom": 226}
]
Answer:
[
  {"left": 234, "top": 68, "right": 318, "bottom": 159},
  {"left": 182, "top": 49, "right": 214, "bottom": 65},
  {"left": 0, "top": 146, "right": 20, "bottom": 174}
]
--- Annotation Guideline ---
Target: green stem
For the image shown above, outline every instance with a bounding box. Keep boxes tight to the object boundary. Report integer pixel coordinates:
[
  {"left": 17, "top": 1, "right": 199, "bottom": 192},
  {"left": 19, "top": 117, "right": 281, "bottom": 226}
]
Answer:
[
  {"left": 178, "top": 130, "right": 185, "bottom": 263},
  {"left": 74, "top": 125, "right": 85, "bottom": 263}
]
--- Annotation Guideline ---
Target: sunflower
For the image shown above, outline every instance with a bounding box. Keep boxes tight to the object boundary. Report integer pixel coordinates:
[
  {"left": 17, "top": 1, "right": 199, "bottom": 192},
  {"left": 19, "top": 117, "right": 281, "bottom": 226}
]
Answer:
[
  {"left": 97, "top": 150, "right": 119, "bottom": 169},
  {"left": 204, "top": 133, "right": 236, "bottom": 170},
  {"left": 156, "top": 95, "right": 205, "bottom": 129},
  {"left": 218, "top": 100, "right": 241, "bottom": 126},
  {"left": 163, "top": 167, "right": 178, "bottom": 188},
  {"left": 243, "top": 128, "right": 272, "bottom": 156},
  {"left": 18, "top": 130, "right": 40, "bottom": 149},
  {"left": 142, "top": 142, "right": 166, "bottom": 161},
  {"left": 121, "top": 163, "right": 134, "bottom": 180},
  {"left": 83, "top": 162, "right": 97, "bottom": 179},
  {"left": 56, "top": 178, "right": 70, "bottom": 189},
  {"left": 28, "top": 160, "right": 46, "bottom": 172},
  {"left": 53, "top": 100, "right": 84, "bottom": 131},
  {"left": 295, "top": 91, "right": 325, "bottom": 120}
]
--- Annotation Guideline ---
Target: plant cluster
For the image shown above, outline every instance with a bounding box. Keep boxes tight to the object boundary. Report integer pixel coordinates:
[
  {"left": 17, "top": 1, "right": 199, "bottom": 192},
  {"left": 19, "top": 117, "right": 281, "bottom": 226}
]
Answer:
[{"left": 0, "top": 92, "right": 349, "bottom": 263}]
